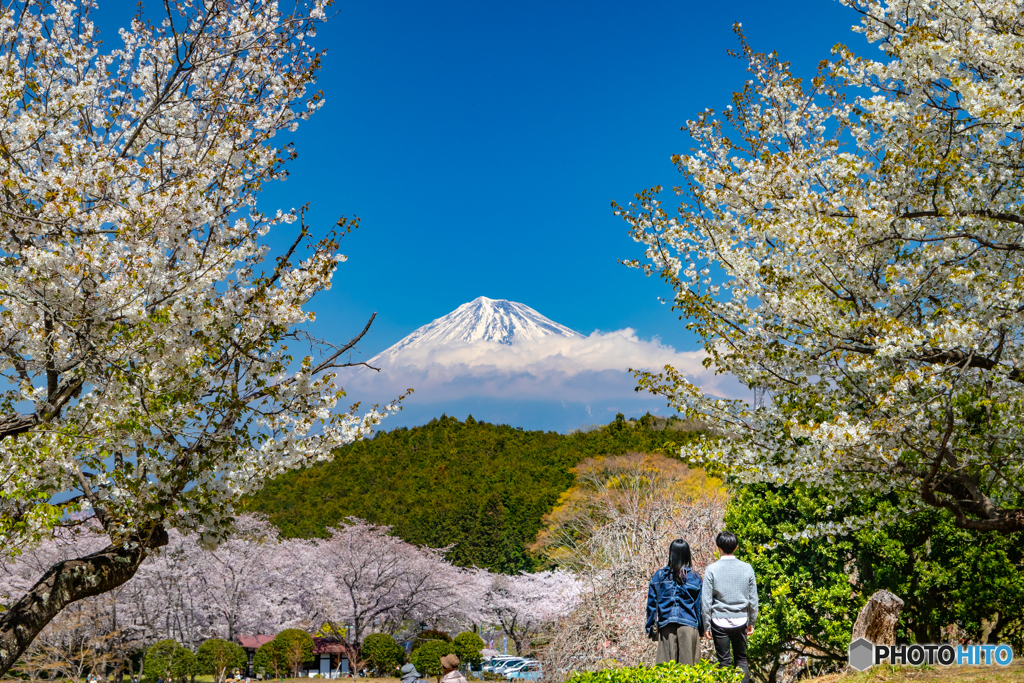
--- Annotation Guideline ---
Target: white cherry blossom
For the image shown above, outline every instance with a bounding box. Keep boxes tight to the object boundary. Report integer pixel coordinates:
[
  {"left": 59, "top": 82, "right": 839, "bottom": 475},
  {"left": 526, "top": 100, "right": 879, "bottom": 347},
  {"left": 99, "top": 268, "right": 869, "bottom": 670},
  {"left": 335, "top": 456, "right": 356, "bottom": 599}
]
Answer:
[
  {"left": 617, "top": 0, "right": 1024, "bottom": 535},
  {"left": 0, "top": 0, "right": 398, "bottom": 671}
]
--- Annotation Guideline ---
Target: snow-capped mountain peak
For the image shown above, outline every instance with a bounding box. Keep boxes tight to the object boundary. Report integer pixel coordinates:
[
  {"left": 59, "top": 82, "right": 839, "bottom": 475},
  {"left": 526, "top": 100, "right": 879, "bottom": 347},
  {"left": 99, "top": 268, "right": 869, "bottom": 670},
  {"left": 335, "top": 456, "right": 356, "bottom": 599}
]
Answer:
[{"left": 370, "top": 297, "right": 582, "bottom": 364}]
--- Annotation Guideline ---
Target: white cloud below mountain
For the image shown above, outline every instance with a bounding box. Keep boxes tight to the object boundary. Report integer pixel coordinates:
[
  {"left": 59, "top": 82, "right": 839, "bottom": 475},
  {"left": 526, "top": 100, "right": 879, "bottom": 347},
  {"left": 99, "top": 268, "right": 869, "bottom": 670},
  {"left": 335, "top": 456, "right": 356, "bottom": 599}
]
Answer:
[{"left": 344, "top": 327, "right": 741, "bottom": 403}]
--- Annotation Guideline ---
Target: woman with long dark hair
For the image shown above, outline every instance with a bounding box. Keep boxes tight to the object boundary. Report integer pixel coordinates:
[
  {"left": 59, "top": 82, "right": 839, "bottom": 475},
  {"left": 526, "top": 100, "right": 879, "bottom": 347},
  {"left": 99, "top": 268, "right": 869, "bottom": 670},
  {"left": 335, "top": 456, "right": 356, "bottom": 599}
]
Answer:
[{"left": 645, "top": 538, "right": 704, "bottom": 664}]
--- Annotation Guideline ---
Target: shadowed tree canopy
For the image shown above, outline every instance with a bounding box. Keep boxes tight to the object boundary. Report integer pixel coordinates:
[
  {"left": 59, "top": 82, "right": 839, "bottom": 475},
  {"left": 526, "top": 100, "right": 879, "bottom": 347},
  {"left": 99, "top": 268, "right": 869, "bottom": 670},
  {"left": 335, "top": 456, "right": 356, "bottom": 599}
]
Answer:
[{"left": 728, "top": 483, "right": 1024, "bottom": 682}]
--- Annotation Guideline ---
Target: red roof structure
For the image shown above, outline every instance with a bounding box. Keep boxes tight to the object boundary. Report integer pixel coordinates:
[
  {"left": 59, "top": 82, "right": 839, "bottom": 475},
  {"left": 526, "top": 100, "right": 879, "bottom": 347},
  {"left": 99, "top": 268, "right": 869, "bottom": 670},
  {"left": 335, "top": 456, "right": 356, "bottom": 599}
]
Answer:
[
  {"left": 237, "top": 635, "right": 275, "bottom": 650},
  {"left": 312, "top": 637, "right": 345, "bottom": 655}
]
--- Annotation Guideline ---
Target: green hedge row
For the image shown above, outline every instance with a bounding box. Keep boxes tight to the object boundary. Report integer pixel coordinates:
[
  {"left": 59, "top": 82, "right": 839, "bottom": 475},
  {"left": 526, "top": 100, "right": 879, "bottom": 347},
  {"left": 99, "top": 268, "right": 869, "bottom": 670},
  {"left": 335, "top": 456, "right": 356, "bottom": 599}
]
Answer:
[{"left": 568, "top": 662, "right": 743, "bottom": 683}]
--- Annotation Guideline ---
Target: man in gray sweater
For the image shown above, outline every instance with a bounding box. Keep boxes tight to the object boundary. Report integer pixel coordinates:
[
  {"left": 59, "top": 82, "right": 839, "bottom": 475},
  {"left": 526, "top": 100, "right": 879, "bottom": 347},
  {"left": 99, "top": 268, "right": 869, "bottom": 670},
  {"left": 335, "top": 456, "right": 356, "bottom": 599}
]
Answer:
[{"left": 701, "top": 531, "right": 758, "bottom": 683}]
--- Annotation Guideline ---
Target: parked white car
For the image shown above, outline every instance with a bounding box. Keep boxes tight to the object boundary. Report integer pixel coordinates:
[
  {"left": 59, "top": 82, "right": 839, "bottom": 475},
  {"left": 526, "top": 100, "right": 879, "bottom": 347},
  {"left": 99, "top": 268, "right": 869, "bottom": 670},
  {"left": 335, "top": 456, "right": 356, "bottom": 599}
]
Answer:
[
  {"left": 500, "top": 660, "right": 537, "bottom": 678},
  {"left": 505, "top": 662, "right": 542, "bottom": 682},
  {"left": 493, "top": 659, "right": 527, "bottom": 675},
  {"left": 482, "top": 656, "right": 520, "bottom": 673}
]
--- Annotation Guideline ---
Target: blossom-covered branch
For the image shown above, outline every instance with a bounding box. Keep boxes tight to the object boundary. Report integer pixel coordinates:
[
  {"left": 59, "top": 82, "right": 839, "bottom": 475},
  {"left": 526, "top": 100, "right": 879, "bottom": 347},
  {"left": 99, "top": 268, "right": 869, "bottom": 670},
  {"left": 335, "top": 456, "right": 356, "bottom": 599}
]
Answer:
[
  {"left": 0, "top": 0, "right": 399, "bottom": 672},
  {"left": 617, "top": 0, "right": 1024, "bottom": 533}
]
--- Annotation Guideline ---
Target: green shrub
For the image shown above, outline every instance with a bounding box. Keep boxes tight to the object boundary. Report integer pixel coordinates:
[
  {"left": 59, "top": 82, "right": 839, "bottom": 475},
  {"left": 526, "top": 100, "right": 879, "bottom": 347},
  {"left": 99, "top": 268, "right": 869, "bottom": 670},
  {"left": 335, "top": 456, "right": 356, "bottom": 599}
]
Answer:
[
  {"left": 144, "top": 640, "right": 196, "bottom": 683},
  {"left": 362, "top": 633, "right": 405, "bottom": 676},
  {"left": 410, "top": 640, "right": 456, "bottom": 681},
  {"left": 275, "top": 629, "right": 315, "bottom": 677},
  {"left": 253, "top": 640, "right": 284, "bottom": 679},
  {"left": 197, "top": 639, "right": 248, "bottom": 683},
  {"left": 178, "top": 650, "right": 197, "bottom": 681},
  {"left": 452, "top": 632, "right": 484, "bottom": 668},
  {"left": 567, "top": 662, "right": 743, "bottom": 683}
]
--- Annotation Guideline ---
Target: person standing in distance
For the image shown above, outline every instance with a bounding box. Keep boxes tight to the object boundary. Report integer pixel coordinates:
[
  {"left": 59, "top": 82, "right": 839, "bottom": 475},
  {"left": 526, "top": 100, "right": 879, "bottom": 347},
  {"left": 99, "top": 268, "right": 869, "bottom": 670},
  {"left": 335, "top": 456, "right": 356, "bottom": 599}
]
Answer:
[
  {"left": 645, "top": 538, "right": 705, "bottom": 664},
  {"left": 702, "top": 531, "right": 758, "bottom": 683}
]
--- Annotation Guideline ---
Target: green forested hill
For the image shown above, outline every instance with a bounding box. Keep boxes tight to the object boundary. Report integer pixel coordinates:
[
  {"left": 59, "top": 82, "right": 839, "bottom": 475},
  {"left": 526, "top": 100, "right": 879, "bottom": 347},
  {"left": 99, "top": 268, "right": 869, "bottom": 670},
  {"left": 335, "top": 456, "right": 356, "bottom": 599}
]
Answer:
[{"left": 247, "top": 413, "right": 704, "bottom": 573}]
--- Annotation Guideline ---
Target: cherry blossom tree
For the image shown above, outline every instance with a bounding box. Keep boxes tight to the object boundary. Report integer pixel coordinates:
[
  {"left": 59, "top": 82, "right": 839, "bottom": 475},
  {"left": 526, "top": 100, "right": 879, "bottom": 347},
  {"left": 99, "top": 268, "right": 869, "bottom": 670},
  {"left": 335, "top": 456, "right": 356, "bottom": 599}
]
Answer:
[
  {"left": 481, "top": 570, "right": 580, "bottom": 655},
  {"left": 2, "top": 514, "right": 583, "bottom": 676},
  {"left": 194, "top": 516, "right": 310, "bottom": 640},
  {"left": 125, "top": 530, "right": 210, "bottom": 651},
  {"left": 0, "top": 0, "right": 399, "bottom": 672},
  {"left": 0, "top": 516, "right": 303, "bottom": 675},
  {"left": 617, "top": 0, "right": 1024, "bottom": 534},
  {"left": 302, "top": 520, "right": 469, "bottom": 666},
  {"left": 0, "top": 524, "right": 131, "bottom": 682},
  {"left": 122, "top": 516, "right": 307, "bottom": 648}
]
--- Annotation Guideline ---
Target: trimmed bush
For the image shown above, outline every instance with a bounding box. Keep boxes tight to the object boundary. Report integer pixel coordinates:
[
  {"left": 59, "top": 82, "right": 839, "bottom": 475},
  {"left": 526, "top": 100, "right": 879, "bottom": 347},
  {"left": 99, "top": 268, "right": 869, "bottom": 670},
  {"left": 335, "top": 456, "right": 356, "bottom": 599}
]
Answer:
[
  {"left": 568, "top": 663, "right": 743, "bottom": 683},
  {"left": 197, "top": 639, "right": 248, "bottom": 683},
  {"left": 144, "top": 640, "right": 196, "bottom": 683},
  {"left": 274, "top": 629, "right": 316, "bottom": 677},
  {"left": 253, "top": 640, "right": 285, "bottom": 679},
  {"left": 452, "top": 632, "right": 485, "bottom": 668},
  {"left": 362, "top": 633, "right": 405, "bottom": 676},
  {"left": 410, "top": 639, "right": 456, "bottom": 682}
]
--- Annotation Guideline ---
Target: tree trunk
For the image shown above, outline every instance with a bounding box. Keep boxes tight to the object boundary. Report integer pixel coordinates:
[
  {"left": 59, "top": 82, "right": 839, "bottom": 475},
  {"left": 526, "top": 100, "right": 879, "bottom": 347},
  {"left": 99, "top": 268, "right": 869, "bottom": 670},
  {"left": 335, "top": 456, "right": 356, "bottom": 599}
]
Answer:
[
  {"left": 0, "top": 527, "right": 167, "bottom": 678},
  {"left": 851, "top": 590, "right": 904, "bottom": 646},
  {"left": 980, "top": 612, "right": 1001, "bottom": 643},
  {"left": 846, "top": 590, "right": 904, "bottom": 673}
]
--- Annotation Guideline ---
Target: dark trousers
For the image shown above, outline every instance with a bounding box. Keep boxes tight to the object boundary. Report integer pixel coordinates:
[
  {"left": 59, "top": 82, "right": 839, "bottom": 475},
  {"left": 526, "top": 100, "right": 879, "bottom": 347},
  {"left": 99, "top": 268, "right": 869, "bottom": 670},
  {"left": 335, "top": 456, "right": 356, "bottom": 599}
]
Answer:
[{"left": 711, "top": 621, "right": 749, "bottom": 683}]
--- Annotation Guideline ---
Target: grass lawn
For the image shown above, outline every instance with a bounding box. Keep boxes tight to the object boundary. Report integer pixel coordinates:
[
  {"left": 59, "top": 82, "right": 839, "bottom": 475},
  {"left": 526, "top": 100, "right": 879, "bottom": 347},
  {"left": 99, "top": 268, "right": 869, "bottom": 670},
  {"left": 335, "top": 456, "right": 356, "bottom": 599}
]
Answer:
[{"left": 808, "top": 662, "right": 1024, "bottom": 682}]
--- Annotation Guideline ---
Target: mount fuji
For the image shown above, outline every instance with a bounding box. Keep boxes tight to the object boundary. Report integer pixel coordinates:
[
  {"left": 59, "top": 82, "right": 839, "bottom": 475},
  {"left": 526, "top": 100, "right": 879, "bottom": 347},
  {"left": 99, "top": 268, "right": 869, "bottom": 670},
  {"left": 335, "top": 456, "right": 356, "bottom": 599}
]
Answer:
[
  {"left": 368, "top": 296, "right": 582, "bottom": 367},
  {"left": 345, "top": 297, "right": 738, "bottom": 432}
]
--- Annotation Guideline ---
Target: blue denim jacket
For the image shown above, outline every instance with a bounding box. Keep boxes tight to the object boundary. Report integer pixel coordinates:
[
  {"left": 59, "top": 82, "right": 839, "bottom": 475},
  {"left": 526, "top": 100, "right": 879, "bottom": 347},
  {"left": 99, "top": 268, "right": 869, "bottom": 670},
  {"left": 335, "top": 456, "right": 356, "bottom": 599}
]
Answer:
[{"left": 645, "top": 566, "right": 704, "bottom": 635}]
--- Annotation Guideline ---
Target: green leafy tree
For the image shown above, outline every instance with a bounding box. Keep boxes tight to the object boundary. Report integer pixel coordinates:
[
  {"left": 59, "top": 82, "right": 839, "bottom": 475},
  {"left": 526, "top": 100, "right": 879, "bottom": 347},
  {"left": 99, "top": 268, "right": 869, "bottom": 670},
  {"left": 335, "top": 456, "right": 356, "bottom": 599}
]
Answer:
[
  {"left": 252, "top": 641, "right": 284, "bottom": 680},
  {"left": 361, "top": 633, "right": 404, "bottom": 677},
  {"left": 728, "top": 484, "right": 1024, "bottom": 682},
  {"left": 410, "top": 640, "right": 456, "bottom": 683},
  {"left": 144, "top": 640, "right": 195, "bottom": 683},
  {"left": 249, "top": 416, "right": 707, "bottom": 572},
  {"left": 452, "top": 632, "right": 484, "bottom": 668},
  {"left": 196, "top": 639, "right": 248, "bottom": 683},
  {"left": 273, "top": 629, "right": 315, "bottom": 677}
]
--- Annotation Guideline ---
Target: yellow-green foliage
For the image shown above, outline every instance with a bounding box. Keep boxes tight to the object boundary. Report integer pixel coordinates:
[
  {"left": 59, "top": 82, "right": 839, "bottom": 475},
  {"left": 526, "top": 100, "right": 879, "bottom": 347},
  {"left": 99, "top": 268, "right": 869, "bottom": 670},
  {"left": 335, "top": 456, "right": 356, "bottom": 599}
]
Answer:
[
  {"left": 532, "top": 451, "right": 725, "bottom": 566},
  {"left": 568, "top": 662, "right": 742, "bottom": 683}
]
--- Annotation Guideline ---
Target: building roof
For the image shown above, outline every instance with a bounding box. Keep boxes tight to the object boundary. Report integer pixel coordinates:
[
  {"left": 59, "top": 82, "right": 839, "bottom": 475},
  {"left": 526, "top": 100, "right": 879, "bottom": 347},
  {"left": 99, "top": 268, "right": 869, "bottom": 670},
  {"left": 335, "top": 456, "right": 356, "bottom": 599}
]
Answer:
[
  {"left": 237, "top": 635, "right": 275, "bottom": 650},
  {"left": 312, "top": 637, "right": 345, "bottom": 655}
]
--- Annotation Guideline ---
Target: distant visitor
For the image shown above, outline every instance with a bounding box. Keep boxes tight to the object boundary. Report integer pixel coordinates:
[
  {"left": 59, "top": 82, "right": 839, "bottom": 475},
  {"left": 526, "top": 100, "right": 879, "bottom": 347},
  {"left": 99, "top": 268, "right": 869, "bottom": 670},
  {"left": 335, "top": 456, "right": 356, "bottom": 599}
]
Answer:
[{"left": 440, "top": 654, "right": 467, "bottom": 683}]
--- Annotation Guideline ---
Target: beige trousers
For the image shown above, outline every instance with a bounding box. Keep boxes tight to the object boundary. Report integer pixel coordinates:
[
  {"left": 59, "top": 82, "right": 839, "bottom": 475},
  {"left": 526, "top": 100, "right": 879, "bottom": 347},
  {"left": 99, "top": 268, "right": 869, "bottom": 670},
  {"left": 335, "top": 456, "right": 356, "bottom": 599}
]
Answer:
[{"left": 655, "top": 623, "right": 700, "bottom": 665}]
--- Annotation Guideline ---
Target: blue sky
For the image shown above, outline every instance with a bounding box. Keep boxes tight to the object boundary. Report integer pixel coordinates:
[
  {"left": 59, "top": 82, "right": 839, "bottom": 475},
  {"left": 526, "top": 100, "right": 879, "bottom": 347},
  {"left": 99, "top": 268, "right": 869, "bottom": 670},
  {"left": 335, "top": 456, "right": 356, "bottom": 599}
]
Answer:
[
  {"left": 93, "top": 0, "right": 864, "bottom": 429},
  {"left": 252, "top": 0, "right": 861, "bottom": 356}
]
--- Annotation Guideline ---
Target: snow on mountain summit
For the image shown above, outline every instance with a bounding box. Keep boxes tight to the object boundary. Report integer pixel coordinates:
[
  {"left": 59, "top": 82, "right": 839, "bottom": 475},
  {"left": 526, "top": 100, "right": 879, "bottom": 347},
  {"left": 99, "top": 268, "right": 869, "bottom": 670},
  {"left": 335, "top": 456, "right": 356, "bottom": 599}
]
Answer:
[{"left": 370, "top": 297, "right": 582, "bottom": 364}]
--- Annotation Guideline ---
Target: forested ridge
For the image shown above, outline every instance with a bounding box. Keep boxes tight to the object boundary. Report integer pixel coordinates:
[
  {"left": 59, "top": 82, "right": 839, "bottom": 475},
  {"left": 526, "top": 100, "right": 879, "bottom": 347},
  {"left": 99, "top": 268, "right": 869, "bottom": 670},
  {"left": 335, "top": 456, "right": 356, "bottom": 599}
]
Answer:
[{"left": 247, "top": 414, "right": 705, "bottom": 573}]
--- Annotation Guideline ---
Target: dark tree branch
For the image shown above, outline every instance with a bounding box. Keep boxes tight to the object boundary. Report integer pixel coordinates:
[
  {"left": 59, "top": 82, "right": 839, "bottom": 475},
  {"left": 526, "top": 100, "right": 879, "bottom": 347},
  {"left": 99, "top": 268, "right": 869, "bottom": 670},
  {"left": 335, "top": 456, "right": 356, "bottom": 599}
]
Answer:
[{"left": 0, "top": 525, "right": 168, "bottom": 676}]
